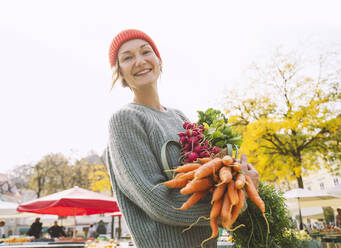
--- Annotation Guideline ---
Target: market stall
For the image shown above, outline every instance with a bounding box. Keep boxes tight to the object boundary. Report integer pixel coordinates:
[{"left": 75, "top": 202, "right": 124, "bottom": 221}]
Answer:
[{"left": 3, "top": 187, "right": 121, "bottom": 248}]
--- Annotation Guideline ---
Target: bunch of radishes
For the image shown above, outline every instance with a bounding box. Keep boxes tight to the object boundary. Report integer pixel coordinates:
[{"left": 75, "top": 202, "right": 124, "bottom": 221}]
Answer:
[{"left": 178, "top": 121, "right": 221, "bottom": 163}]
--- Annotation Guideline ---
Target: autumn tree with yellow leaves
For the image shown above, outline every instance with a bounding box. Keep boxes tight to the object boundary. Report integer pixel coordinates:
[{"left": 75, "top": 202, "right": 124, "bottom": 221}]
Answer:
[
  {"left": 224, "top": 47, "right": 341, "bottom": 188},
  {"left": 25, "top": 151, "right": 112, "bottom": 197}
]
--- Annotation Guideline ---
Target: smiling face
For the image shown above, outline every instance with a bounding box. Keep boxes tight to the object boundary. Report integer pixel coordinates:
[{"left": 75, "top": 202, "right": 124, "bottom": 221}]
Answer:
[{"left": 117, "top": 39, "right": 161, "bottom": 90}]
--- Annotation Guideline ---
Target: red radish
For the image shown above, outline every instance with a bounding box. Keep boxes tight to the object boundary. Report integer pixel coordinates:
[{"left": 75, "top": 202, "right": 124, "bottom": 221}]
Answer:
[
  {"left": 179, "top": 136, "right": 187, "bottom": 144},
  {"left": 177, "top": 132, "right": 185, "bottom": 137},
  {"left": 185, "top": 129, "right": 193, "bottom": 137},
  {"left": 189, "top": 137, "right": 199, "bottom": 145},
  {"left": 211, "top": 146, "right": 221, "bottom": 154},
  {"left": 194, "top": 145, "right": 202, "bottom": 153},
  {"left": 183, "top": 122, "right": 192, "bottom": 129},
  {"left": 187, "top": 152, "right": 199, "bottom": 162},
  {"left": 200, "top": 151, "right": 210, "bottom": 158}
]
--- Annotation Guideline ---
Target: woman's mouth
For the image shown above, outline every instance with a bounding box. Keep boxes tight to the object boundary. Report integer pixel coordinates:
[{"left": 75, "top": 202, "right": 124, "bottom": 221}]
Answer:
[{"left": 134, "top": 69, "right": 152, "bottom": 77}]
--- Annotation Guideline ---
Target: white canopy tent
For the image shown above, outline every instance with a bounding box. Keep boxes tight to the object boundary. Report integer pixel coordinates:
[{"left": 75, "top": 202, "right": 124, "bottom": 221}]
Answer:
[
  {"left": 0, "top": 201, "right": 18, "bottom": 215},
  {"left": 284, "top": 188, "right": 341, "bottom": 208},
  {"left": 284, "top": 188, "right": 341, "bottom": 229},
  {"left": 327, "top": 184, "right": 341, "bottom": 198}
]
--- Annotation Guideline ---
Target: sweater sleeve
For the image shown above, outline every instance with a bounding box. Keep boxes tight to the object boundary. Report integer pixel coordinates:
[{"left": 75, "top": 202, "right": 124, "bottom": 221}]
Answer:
[{"left": 108, "top": 110, "right": 211, "bottom": 227}]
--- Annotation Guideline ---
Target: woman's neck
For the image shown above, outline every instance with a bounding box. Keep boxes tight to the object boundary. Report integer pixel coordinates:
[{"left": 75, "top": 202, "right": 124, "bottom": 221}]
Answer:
[{"left": 132, "top": 86, "right": 165, "bottom": 112}]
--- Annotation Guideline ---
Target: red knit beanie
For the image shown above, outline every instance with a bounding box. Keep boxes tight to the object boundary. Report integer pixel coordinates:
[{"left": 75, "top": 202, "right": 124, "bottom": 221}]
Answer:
[{"left": 109, "top": 29, "right": 161, "bottom": 69}]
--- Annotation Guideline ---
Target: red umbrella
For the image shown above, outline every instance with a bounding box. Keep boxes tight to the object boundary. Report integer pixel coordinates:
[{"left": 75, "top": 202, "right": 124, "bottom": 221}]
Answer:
[
  {"left": 17, "top": 186, "right": 119, "bottom": 215},
  {"left": 17, "top": 186, "right": 120, "bottom": 238}
]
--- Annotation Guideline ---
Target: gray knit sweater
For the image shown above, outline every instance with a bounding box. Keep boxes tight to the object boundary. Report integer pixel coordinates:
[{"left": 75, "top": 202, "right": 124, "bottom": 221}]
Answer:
[{"left": 106, "top": 103, "right": 217, "bottom": 248}]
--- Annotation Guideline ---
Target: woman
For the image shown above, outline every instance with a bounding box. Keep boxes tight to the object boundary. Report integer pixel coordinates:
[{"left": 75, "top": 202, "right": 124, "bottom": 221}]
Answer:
[{"left": 106, "top": 29, "right": 259, "bottom": 248}]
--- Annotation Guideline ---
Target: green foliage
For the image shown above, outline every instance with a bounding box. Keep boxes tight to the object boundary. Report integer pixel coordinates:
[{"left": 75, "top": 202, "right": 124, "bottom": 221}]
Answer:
[
  {"left": 197, "top": 108, "right": 227, "bottom": 126},
  {"left": 231, "top": 183, "right": 302, "bottom": 248},
  {"left": 322, "top": 207, "right": 335, "bottom": 225},
  {"left": 196, "top": 108, "right": 242, "bottom": 148}
]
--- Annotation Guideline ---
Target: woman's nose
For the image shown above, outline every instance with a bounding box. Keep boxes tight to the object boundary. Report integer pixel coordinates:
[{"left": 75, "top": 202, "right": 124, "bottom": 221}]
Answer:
[{"left": 135, "top": 54, "right": 146, "bottom": 66}]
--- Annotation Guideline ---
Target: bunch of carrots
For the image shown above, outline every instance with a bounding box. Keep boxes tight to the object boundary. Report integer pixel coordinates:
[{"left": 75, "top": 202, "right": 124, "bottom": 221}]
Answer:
[{"left": 155, "top": 155, "right": 269, "bottom": 248}]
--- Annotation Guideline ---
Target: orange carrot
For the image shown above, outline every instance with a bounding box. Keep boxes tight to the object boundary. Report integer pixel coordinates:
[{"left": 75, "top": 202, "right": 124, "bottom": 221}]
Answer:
[
  {"left": 177, "top": 170, "right": 196, "bottom": 180},
  {"left": 200, "top": 217, "right": 219, "bottom": 248},
  {"left": 180, "top": 177, "right": 213, "bottom": 195},
  {"left": 227, "top": 180, "right": 239, "bottom": 210},
  {"left": 173, "top": 191, "right": 208, "bottom": 210},
  {"left": 245, "top": 175, "right": 265, "bottom": 213},
  {"left": 194, "top": 158, "right": 223, "bottom": 180},
  {"left": 210, "top": 198, "right": 223, "bottom": 219},
  {"left": 235, "top": 173, "right": 246, "bottom": 189},
  {"left": 211, "top": 183, "right": 227, "bottom": 204},
  {"left": 237, "top": 189, "right": 245, "bottom": 209},
  {"left": 163, "top": 178, "right": 188, "bottom": 188},
  {"left": 222, "top": 155, "right": 234, "bottom": 166},
  {"left": 212, "top": 171, "right": 219, "bottom": 183},
  {"left": 151, "top": 178, "right": 188, "bottom": 191},
  {"left": 221, "top": 192, "right": 232, "bottom": 229},
  {"left": 224, "top": 190, "right": 246, "bottom": 231},
  {"left": 197, "top": 157, "right": 212, "bottom": 164},
  {"left": 217, "top": 167, "right": 232, "bottom": 186},
  {"left": 174, "top": 172, "right": 185, "bottom": 179},
  {"left": 245, "top": 175, "right": 269, "bottom": 234},
  {"left": 226, "top": 206, "right": 244, "bottom": 231},
  {"left": 166, "top": 163, "right": 201, "bottom": 173},
  {"left": 232, "top": 162, "right": 242, "bottom": 172}
]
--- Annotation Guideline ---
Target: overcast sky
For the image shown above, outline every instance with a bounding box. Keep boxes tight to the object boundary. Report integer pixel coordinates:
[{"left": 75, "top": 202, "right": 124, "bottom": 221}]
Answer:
[{"left": 0, "top": 0, "right": 340, "bottom": 173}]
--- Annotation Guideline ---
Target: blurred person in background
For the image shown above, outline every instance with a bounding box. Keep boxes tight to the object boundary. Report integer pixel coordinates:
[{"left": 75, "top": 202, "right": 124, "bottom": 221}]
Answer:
[
  {"left": 27, "top": 217, "right": 42, "bottom": 239},
  {"left": 337, "top": 208, "right": 341, "bottom": 227},
  {"left": 87, "top": 224, "right": 97, "bottom": 239},
  {"left": 96, "top": 220, "right": 107, "bottom": 235},
  {"left": 47, "top": 221, "right": 66, "bottom": 239},
  {"left": 0, "top": 220, "right": 6, "bottom": 238}
]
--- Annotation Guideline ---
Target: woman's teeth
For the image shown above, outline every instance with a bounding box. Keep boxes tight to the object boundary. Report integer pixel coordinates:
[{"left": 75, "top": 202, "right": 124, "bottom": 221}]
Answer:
[{"left": 135, "top": 69, "right": 151, "bottom": 76}]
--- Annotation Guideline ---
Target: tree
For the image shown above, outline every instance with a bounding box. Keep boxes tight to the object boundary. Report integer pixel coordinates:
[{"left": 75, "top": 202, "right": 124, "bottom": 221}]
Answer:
[
  {"left": 224, "top": 47, "right": 341, "bottom": 188},
  {"left": 9, "top": 164, "right": 33, "bottom": 190},
  {"left": 29, "top": 153, "right": 71, "bottom": 197},
  {"left": 14, "top": 150, "right": 113, "bottom": 197},
  {"left": 69, "top": 159, "right": 92, "bottom": 190},
  {"left": 88, "top": 164, "right": 112, "bottom": 194}
]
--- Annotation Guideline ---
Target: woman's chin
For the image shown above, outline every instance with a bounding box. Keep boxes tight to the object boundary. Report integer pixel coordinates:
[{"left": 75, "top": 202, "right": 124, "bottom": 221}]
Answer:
[{"left": 133, "top": 78, "right": 157, "bottom": 87}]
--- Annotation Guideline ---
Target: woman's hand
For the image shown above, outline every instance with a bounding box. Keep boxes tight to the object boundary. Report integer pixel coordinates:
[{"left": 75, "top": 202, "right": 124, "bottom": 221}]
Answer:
[{"left": 240, "top": 153, "right": 260, "bottom": 189}]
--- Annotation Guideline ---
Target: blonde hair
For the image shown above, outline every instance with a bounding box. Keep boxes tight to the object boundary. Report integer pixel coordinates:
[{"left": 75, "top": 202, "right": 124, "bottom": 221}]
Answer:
[{"left": 111, "top": 61, "right": 129, "bottom": 91}]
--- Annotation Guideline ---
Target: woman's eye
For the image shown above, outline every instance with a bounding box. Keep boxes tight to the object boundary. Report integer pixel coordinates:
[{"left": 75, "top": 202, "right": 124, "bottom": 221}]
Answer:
[
  {"left": 143, "top": 50, "right": 151, "bottom": 55},
  {"left": 123, "top": 56, "right": 132, "bottom": 61}
]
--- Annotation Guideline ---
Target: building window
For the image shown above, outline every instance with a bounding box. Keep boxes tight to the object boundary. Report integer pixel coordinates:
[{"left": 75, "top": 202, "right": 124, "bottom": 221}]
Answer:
[
  {"left": 334, "top": 177, "right": 340, "bottom": 186},
  {"left": 320, "top": 182, "right": 325, "bottom": 190}
]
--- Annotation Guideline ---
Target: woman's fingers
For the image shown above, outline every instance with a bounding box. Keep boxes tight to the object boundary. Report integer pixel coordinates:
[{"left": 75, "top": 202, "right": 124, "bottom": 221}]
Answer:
[
  {"left": 240, "top": 153, "right": 260, "bottom": 188},
  {"left": 240, "top": 154, "right": 248, "bottom": 173}
]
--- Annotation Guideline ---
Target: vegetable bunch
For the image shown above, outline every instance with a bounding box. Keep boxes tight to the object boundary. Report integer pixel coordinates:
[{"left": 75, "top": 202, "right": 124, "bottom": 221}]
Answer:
[
  {"left": 197, "top": 108, "right": 242, "bottom": 149},
  {"left": 159, "top": 155, "right": 269, "bottom": 248},
  {"left": 178, "top": 121, "right": 221, "bottom": 163}
]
